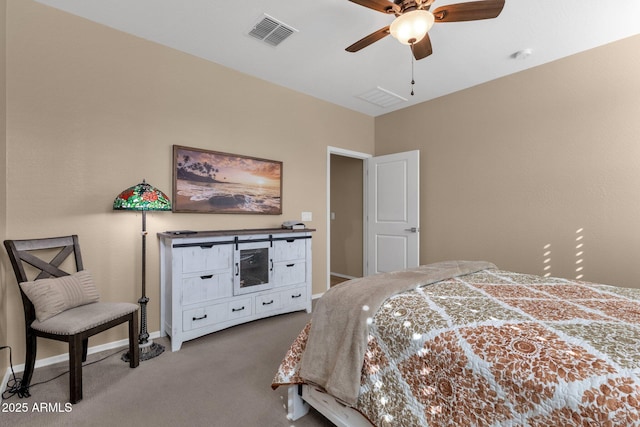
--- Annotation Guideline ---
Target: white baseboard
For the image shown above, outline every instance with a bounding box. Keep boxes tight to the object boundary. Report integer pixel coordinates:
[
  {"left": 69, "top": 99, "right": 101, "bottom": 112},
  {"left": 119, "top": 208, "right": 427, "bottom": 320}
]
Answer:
[
  {"left": 1, "top": 331, "right": 161, "bottom": 396},
  {"left": 330, "top": 272, "right": 357, "bottom": 280}
]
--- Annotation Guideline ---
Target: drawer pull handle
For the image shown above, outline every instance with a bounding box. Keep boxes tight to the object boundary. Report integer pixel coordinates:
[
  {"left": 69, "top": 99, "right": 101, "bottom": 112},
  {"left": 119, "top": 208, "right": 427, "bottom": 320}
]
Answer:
[
  {"left": 235, "top": 263, "right": 239, "bottom": 276},
  {"left": 286, "top": 263, "right": 295, "bottom": 267},
  {"left": 192, "top": 314, "right": 208, "bottom": 321},
  {"left": 200, "top": 275, "right": 213, "bottom": 280},
  {"left": 292, "top": 293, "right": 302, "bottom": 298},
  {"left": 232, "top": 306, "right": 245, "bottom": 312},
  {"left": 286, "top": 239, "right": 295, "bottom": 243},
  {"left": 199, "top": 244, "right": 214, "bottom": 249},
  {"left": 262, "top": 300, "right": 274, "bottom": 305}
]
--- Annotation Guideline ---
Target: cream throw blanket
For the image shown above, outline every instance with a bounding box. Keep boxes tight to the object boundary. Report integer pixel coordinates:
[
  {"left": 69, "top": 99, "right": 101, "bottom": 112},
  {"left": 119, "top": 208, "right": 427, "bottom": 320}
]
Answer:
[{"left": 299, "top": 260, "right": 497, "bottom": 406}]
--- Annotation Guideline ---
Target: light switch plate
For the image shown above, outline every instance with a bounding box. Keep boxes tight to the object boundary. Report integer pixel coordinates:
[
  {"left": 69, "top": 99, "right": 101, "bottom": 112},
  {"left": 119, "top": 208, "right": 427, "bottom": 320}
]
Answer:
[{"left": 301, "top": 211, "right": 312, "bottom": 221}]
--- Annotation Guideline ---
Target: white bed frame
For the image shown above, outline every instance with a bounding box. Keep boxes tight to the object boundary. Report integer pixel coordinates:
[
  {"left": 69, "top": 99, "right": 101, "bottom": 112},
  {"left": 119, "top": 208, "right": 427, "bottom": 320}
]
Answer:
[{"left": 287, "top": 384, "right": 372, "bottom": 426}]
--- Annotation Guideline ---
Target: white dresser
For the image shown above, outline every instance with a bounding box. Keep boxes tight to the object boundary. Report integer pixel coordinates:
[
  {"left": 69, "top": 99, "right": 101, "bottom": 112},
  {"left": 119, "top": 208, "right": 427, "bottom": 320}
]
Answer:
[{"left": 158, "top": 228, "right": 314, "bottom": 351}]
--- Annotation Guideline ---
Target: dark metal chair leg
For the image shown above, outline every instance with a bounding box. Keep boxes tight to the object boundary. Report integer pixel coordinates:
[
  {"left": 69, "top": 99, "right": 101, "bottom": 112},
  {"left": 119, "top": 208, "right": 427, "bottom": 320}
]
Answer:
[
  {"left": 22, "top": 332, "right": 37, "bottom": 395},
  {"left": 128, "top": 313, "right": 140, "bottom": 368},
  {"left": 81, "top": 338, "right": 89, "bottom": 363},
  {"left": 69, "top": 335, "right": 84, "bottom": 404}
]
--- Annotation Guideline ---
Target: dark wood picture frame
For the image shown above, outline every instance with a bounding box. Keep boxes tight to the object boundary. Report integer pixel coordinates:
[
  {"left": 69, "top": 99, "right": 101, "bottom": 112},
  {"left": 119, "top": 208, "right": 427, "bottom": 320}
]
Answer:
[{"left": 172, "top": 145, "right": 282, "bottom": 214}]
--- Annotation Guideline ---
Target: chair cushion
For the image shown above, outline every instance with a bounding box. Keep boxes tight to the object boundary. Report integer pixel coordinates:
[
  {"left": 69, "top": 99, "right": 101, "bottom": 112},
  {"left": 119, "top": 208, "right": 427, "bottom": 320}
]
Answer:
[
  {"left": 30, "top": 302, "right": 139, "bottom": 335},
  {"left": 20, "top": 270, "right": 100, "bottom": 322}
]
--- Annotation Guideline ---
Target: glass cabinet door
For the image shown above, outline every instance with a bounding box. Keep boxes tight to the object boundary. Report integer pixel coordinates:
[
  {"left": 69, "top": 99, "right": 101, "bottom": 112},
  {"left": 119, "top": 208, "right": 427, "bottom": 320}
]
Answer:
[
  {"left": 239, "top": 247, "right": 269, "bottom": 288},
  {"left": 234, "top": 242, "right": 273, "bottom": 295}
]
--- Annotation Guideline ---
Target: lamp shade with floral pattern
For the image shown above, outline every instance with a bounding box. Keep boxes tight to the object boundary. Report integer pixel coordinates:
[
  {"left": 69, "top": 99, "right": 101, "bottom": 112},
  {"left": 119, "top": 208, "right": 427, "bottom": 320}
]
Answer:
[{"left": 113, "top": 179, "right": 171, "bottom": 211}]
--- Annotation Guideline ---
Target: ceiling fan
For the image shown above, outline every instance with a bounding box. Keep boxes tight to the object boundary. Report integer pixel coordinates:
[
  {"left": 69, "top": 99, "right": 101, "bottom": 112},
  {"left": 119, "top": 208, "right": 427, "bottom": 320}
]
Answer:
[{"left": 346, "top": 0, "right": 506, "bottom": 60}]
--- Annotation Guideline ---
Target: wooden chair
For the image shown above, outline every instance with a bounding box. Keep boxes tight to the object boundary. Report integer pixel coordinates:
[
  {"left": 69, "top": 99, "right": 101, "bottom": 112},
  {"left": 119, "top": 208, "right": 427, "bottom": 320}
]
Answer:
[{"left": 4, "top": 235, "right": 140, "bottom": 403}]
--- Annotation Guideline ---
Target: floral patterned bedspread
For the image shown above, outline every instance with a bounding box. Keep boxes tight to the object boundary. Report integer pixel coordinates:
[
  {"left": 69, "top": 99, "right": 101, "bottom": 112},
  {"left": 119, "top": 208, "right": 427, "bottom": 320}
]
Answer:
[{"left": 272, "top": 269, "right": 640, "bottom": 426}]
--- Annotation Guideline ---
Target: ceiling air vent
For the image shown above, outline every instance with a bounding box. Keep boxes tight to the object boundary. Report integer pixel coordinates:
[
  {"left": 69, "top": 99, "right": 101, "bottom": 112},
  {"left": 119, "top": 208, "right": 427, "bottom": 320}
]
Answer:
[
  {"left": 357, "top": 87, "right": 408, "bottom": 108},
  {"left": 248, "top": 14, "right": 297, "bottom": 47}
]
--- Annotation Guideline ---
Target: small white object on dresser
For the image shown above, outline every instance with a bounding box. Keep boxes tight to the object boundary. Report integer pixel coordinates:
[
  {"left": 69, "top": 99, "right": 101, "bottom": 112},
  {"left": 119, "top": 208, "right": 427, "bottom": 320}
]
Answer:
[{"left": 158, "top": 228, "right": 314, "bottom": 351}]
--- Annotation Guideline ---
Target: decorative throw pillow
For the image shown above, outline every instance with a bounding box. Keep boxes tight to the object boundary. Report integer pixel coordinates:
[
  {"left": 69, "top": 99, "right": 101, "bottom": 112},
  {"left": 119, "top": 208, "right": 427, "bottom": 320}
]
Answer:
[{"left": 19, "top": 270, "right": 100, "bottom": 322}]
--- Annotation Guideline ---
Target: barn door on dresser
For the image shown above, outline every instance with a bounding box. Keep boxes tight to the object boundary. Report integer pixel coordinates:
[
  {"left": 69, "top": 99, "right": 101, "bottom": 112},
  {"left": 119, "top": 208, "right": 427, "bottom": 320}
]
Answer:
[{"left": 365, "top": 150, "right": 420, "bottom": 275}]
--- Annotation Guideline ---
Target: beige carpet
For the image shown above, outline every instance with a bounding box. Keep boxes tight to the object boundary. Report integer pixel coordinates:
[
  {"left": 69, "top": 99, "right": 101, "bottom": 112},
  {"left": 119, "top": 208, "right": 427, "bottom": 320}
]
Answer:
[{"left": 2, "top": 308, "right": 335, "bottom": 427}]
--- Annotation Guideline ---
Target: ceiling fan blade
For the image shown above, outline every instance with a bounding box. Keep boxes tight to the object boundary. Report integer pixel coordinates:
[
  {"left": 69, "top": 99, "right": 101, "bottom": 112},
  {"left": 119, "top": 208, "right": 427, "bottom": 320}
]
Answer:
[
  {"left": 432, "top": 0, "right": 505, "bottom": 22},
  {"left": 412, "top": 34, "right": 433, "bottom": 60},
  {"left": 348, "top": 0, "right": 399, "bottom": 14},
  {"left": 346, "top": 26, "right": 391, "bottom": 52}
]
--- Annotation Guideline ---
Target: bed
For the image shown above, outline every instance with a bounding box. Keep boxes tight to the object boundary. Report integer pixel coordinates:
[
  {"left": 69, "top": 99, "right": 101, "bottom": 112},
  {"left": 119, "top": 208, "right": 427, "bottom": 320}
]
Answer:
[{"left": 272, "top": 260, "right": 640, "bottom": 426}]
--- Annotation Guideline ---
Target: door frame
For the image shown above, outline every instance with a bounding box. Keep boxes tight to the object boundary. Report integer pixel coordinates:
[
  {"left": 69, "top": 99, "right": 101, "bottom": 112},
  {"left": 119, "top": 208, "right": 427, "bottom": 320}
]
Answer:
[{"left": 326, "top": 146, "right": 371, "bottom": 291}]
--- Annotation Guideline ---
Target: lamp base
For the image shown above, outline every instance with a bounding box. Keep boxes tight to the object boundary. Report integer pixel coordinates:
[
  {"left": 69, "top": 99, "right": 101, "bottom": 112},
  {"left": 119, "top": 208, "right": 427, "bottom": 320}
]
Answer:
[{"left": 121, "top": 339, "right": 165, "bottom": 363}]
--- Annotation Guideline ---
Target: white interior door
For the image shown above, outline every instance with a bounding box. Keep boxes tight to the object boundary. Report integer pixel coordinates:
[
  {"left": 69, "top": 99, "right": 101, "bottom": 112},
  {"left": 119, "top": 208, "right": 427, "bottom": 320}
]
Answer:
[{"left": 366, "top": 150, "right": 420, "bottom": 275}]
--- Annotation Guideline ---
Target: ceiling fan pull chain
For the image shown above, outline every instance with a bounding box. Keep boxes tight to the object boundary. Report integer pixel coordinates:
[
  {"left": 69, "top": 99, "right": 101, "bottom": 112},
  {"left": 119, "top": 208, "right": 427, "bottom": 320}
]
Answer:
[{"left": 410, "top": 43, "right": 416, "bottom": 96}]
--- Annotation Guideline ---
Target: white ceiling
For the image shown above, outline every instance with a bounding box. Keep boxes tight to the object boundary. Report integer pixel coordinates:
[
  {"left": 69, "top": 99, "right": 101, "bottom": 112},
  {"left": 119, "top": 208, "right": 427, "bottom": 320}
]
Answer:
[{"left": 35, "top": 0, "right": 640, "bottom": 117}]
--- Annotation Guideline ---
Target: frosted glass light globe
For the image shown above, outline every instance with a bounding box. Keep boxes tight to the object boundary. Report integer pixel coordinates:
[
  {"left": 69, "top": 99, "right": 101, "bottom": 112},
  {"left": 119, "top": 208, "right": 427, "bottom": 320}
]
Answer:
[{"left": 389, "top": 10, "right": 435, "bottom": 45}]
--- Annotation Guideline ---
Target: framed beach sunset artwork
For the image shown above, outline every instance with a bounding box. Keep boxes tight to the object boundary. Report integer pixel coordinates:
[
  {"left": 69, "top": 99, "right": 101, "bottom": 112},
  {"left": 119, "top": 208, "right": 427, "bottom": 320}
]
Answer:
[{"left": 172, "top": 145, "right": 282, "bottom": 214}]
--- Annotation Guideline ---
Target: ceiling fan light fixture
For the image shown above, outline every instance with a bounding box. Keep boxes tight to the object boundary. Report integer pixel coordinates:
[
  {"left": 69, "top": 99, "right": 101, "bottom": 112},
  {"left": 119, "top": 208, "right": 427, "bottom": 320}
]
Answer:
[{"left": 389, "top": 10, "right": 435, "bottom": 45}]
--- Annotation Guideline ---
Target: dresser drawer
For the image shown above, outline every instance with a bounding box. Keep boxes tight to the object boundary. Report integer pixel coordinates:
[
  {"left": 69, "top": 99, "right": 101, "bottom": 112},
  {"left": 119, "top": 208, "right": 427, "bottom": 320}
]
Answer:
[
  {"left": 183, "top": 303, "right": 227, "bottom": 331},
  {"left": 281, "top": 286, "right": 307, "bottom": 308},
  {"left": 272, "top": 261, "right": 306, "bottom": 287},
  {"left": 179, "top": 244, "right": 233, "bottom": 273},
  {"left": 181, "top": 271, "right": 233, "bottom": 305},
  {"left": 255, "top": 292, "right": 282, "bottom": 314},
  {"left": 273, "top": 238, "right": 306, "bottom": 261},
  {"left": 182, "top": 296, "right": 253, "bottom": 331},
  {"left": 228, "top": 298, "right": 253, "bottom": 320}
]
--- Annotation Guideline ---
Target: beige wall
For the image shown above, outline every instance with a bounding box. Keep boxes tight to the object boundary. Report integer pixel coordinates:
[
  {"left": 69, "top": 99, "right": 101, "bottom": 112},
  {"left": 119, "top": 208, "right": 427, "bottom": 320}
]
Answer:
[
  {"left": 330, "top": 154, "right": 363, "bottom": 278},
  {"left": 376, "top": 34, "right": 640, "bottom": 289},
  {"left": 3, "top": 0, "right": 373, "bottom": 361},
  {"left": 1, "top": 0, "right": 7, "bottom": 373}
]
